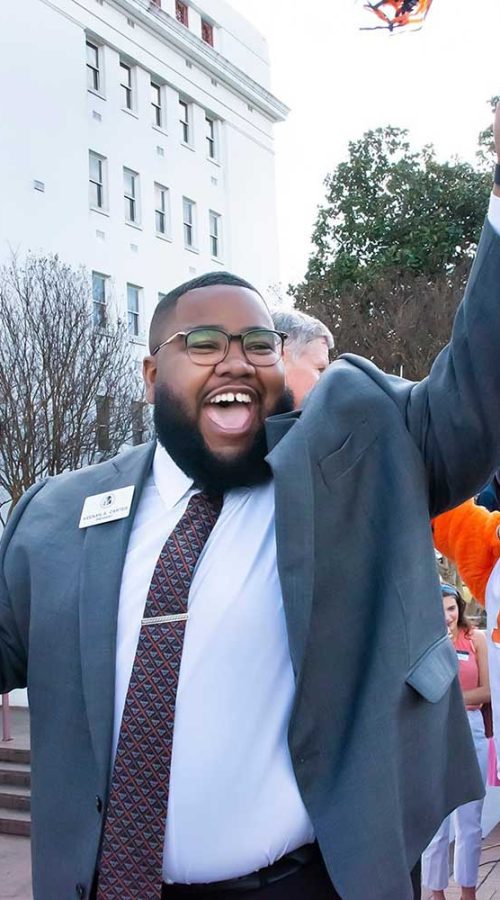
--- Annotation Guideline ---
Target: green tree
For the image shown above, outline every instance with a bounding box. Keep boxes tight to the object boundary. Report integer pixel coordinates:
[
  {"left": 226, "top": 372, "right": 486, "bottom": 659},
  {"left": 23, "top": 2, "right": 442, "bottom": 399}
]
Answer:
[
  {"left": 0, "top": 253, "right": 149, "bottom": 523},
  {"left": 299, "top": 126, "right": 490, "bottom": 292},
  {"left": 292, "top": 122, "right": 492, "bottom": 379}
]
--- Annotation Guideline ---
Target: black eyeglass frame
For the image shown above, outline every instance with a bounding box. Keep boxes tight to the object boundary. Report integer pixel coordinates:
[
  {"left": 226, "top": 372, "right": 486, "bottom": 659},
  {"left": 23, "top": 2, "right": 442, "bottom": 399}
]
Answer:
[{"left": 151, "top": 326, "right": 288, "bottom": 367}]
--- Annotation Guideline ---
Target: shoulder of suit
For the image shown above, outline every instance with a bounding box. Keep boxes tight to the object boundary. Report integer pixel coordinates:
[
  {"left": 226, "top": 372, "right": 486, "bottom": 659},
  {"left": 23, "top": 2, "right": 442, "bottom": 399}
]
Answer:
[
  {"left": 47, "top": 443, "right": 150, "bottom": 486},
  {"left": 17, "top": 443, "right": 154, "bottom": 510},
  {"left": 0, "top": 443, "right": 155, "bottom": 557},
  {"left": 322, "top": 353, "right": 413, "bottom": 391},
  {"left": 306, "top": 353, "right": 412, "bottom": 418}
]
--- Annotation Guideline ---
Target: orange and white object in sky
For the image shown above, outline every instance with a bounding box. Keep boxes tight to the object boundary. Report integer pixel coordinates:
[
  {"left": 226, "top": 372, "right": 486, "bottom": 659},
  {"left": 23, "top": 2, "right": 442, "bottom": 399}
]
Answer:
[{"left": 361, "top": 0, "right": 434, "bottom": 32}]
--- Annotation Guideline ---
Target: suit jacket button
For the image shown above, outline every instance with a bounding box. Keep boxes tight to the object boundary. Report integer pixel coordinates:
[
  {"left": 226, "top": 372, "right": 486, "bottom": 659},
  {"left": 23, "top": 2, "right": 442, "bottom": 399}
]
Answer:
[
  {"left": 75, "top": 885, "right": 86, "bottom": 899},
  {"left": 96, "top": 795, "right": 103, "bottom": 813}
]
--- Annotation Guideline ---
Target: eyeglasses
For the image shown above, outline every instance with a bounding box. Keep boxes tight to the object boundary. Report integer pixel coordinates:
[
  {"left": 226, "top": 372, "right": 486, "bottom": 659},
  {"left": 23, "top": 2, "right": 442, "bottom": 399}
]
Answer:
[{"left": 151, "top": 327, "right": 287, "bottom": 368}]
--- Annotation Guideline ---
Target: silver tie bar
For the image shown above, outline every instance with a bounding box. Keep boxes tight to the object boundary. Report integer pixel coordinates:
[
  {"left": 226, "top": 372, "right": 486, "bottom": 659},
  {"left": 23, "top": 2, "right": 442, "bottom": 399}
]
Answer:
[{"left": 141, "top": 613, "right": 189, "bottom": 626}]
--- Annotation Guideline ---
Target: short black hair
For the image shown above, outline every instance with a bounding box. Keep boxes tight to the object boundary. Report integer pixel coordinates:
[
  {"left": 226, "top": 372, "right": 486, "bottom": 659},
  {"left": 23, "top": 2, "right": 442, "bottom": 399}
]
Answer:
[{"left": 149, "top": 271, "right": 263, "bottom": 353}]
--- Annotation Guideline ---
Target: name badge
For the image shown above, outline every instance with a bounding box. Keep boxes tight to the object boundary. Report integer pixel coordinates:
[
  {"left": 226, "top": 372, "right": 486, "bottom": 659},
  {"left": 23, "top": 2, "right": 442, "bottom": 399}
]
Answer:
[
  {"left": 456, "top": 650, "right": 469, "bottom": 662},
  {"left": 79, "top": 486, "right": 135, "bottom": 528}
]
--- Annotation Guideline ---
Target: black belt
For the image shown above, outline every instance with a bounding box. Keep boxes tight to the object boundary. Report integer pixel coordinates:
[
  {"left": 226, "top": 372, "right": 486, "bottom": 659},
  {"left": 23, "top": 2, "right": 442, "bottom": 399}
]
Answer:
[{"left": 161, "top": 842, "right": 320, "bottom": 894}]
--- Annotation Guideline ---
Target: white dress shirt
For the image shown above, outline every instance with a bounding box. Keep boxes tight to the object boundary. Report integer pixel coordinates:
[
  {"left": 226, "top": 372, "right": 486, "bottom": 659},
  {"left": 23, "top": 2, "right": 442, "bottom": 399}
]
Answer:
[{"left": 113, "top": 445, "right": 314, "bottom": 885}]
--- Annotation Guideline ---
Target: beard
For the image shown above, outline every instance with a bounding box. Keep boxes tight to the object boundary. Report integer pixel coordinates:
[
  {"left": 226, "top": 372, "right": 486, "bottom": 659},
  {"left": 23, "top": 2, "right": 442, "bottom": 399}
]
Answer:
[{"left": 153, "top": 382, "right": 294, "bottom": 493}]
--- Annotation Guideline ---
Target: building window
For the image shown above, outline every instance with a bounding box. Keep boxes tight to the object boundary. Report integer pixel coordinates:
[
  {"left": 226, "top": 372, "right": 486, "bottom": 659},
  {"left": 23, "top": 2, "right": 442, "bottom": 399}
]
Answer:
[
  {"left": 205, "top": 115, "right": 218, "bottom": 160},
  {"left": 92, "top": 272, "right": 107, "bottom": 327},
  {"left": 123, "top": 168, "right": 140, "bottom": 224},
  {"left": 86, "top": 40, "right": 101, "bottom": 92},
  {"left": 151, "top": 80, "right": 163, "bottom": 128},
  {"left": 131, "top": 400, "right": 147, "bottom": 445},
  {"left": 96, "top": 395, "right": 111, "bottom": 452},
  {"left": 176, "top": 1, "right": 188, "bottom": 26},
  {"left": 183, "top": 198, "right": 196, "bottom": 249},
  {"left": 127, "top": 284, "right": 141, "bottom": 336},
  {"left": 209, "top": 211, "right": 221, "bottom": 258},
  {"left": 201, "top": 20, "right": 214, "bottom": 46},
  {"left": 154, "top": 183, "right": 169, "bottom": 235},
  {"left": 120, "top": 61, "right": 134, "bottom": 110},
  {"left": 179, "top": 99, "right": 190, "bottom": 144},
  {"left": 89, "top": 151, "right": 106, "bottom": 210}
]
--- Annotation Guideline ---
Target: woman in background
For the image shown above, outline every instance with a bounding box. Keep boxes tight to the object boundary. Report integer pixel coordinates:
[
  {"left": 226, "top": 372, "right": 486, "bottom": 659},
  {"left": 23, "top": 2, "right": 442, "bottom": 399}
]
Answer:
[{"left": 422, "top": 584, "right": 490, "bottom": 900}]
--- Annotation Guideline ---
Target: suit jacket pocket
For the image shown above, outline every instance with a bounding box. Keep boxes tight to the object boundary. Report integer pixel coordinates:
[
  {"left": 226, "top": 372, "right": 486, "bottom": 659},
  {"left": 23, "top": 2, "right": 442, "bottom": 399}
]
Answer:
[
  {"left": 405, "top": 634, "right": 458, "bottom": 703},
  {"left": 318, "top": 419, "right": 377, "bottom": 486}
]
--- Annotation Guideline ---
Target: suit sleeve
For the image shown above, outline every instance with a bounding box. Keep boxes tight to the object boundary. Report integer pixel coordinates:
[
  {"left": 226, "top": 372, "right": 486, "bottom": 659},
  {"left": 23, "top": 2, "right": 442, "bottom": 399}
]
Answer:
[
  {"left": 432, "top": 499, "right": 500, "bottom": 605},
  {"left": 405, "top": 219, "right": 500, "bottom": 515},
  {"left": 0, "top": 481, "right": 47, "bottom": 693}
]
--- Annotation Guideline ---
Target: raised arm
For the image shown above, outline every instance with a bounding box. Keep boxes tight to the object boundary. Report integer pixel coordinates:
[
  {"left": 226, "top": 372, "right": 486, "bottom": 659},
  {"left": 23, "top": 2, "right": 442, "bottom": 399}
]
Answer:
[
  {"left": 402, "top": 105, "right": 500, "bottom": 513},
  {"left": 342, "top": 107, "right": 500, "bottom": 515}
]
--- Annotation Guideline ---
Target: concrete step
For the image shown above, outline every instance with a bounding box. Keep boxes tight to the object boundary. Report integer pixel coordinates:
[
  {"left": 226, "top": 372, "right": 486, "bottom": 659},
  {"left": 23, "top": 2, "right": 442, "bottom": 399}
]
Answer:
[
  {"left": 0, "top": 807, "right": 31, "bottom": 837},
  {"left": 0, "top": 761, "right": 31, "bottom": 787},
  {"left": 0, "top": 746, "right": 30, "bottom": 765},
  {"left": 0, "top": 785, "right": 30, "bottom": 811}
]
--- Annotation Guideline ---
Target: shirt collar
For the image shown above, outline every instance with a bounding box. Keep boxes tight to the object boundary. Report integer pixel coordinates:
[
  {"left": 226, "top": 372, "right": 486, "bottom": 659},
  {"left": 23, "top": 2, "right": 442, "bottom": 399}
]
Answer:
[{"left": 152, "top": 443, "right": 195, "bottom": 511}]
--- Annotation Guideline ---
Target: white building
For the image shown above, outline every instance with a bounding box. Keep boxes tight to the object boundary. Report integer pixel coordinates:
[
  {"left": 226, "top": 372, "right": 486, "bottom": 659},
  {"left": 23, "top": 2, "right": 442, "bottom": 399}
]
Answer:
[
  {"left": 0, "top": 0, "right": 288, "bottom": 344},
  {"left": 0, "top": 0, "right": 287, "bottom": 708}
]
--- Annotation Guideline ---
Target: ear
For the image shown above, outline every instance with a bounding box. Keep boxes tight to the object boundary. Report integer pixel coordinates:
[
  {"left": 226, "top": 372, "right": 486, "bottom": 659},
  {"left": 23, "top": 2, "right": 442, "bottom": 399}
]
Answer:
[{"left": 142, "top": 356, "right": 157, "bottom": 404}]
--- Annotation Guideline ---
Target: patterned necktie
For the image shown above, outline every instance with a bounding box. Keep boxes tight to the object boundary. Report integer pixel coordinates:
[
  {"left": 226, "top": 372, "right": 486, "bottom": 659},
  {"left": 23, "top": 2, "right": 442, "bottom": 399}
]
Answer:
[{"left": 97, "top": 491, "right": 222, "bottom": 900}]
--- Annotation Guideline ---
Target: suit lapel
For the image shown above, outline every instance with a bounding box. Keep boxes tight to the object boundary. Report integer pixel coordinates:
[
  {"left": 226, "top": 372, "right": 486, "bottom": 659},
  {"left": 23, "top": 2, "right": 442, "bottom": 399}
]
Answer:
[
  {"left": 266, "top": 413, "right": 315, "bottom": 679},
  {"left": 79, "top": 442, "right": 155, "bottom": 785}
]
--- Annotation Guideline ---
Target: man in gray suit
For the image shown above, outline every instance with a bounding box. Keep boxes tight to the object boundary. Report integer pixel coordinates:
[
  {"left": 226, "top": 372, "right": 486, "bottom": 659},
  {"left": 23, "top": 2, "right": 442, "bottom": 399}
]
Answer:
[{"left": 3, "top": 122, "right": 500, "bottom": 900}]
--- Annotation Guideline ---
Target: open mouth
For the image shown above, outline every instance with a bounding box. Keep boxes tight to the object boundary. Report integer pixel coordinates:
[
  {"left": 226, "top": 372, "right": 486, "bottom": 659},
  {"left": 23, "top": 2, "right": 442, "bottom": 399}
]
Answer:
[{"left": 203, "top": 390, "right": 256, "bottom": 433}]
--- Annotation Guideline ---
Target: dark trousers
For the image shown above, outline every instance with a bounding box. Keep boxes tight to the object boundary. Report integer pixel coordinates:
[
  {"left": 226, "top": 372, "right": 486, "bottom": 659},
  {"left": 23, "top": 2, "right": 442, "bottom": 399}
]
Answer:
[
  {"left": 161, "top": 855, "right": 340, "bottom": 899},
  {"left": 161, "top": 859, "right": 421, "bottom": 900}
]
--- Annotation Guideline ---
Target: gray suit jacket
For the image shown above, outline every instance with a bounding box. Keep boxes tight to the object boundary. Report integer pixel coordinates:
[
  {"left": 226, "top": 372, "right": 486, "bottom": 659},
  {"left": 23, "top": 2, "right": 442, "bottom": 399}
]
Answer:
[{"left": 2, "top": 221, "right": 500, "bottom": 899}]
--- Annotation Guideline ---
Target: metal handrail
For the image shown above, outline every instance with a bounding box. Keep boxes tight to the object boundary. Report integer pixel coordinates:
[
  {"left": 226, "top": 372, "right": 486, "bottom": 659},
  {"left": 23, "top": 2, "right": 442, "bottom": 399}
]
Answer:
[{"left": 1, "top": 692, "right": 12, "bottom": 742}]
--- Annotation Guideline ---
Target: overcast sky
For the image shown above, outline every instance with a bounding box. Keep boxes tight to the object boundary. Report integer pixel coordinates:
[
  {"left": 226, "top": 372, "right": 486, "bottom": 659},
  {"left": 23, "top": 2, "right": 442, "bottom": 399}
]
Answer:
[{"left": 227, "top": 0, "right": 500, "bottom": 291}]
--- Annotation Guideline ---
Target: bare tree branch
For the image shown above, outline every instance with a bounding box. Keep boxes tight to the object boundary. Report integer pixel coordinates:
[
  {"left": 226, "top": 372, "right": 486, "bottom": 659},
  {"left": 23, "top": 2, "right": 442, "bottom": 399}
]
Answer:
[{"left": 0, "top": 253, "right": 151, "bottom": 524}]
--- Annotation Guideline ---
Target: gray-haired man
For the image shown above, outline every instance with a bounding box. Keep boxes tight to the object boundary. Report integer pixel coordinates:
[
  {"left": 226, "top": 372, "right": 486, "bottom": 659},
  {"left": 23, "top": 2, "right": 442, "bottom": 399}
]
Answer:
[{"left": 271, "top": 308, "right": 333, "bottom": 406}]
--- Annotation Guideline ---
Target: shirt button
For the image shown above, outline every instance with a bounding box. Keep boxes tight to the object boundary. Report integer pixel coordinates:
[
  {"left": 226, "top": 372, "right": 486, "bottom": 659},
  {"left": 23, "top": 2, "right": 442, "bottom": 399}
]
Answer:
[
  {"left": 96, "top": 795, "right": 103, "bottom": 813},
  {"left": 76, "top": 885, "right": 86, "bottom": 899}
]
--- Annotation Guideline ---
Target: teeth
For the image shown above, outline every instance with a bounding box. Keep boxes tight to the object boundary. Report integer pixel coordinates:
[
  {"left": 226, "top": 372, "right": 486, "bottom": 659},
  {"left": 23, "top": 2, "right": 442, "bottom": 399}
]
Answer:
[{"left": 209, "top": 392, "right": 252, "bottom": 404}]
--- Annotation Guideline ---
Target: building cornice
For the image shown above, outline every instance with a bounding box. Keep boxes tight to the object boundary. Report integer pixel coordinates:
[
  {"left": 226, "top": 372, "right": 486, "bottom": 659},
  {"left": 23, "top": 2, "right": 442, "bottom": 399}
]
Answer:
[{"left": 110, "top": 0, "right": 289, "bottom": 122}]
